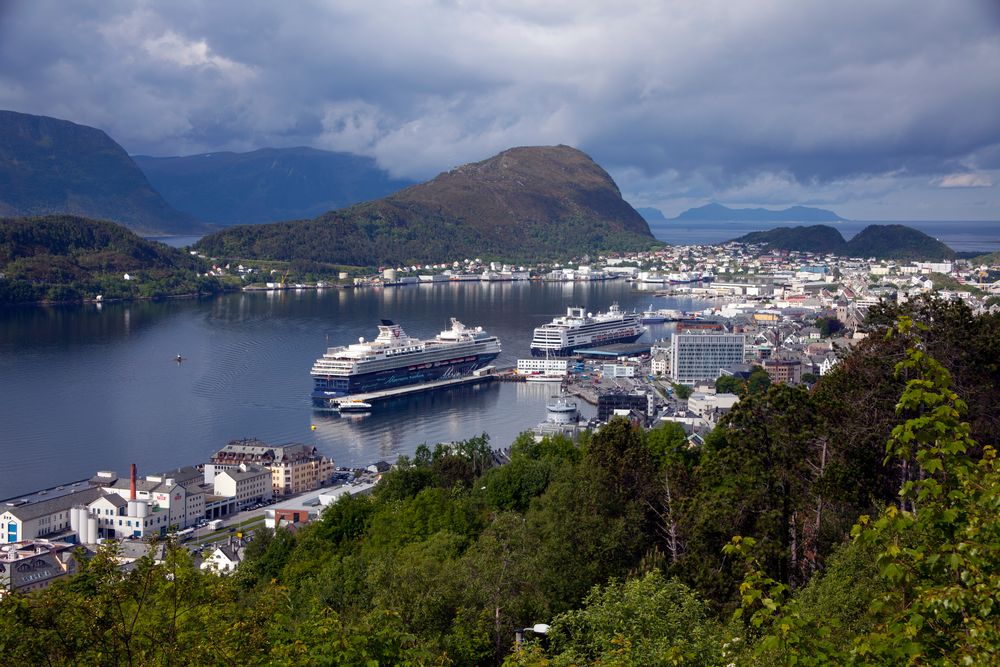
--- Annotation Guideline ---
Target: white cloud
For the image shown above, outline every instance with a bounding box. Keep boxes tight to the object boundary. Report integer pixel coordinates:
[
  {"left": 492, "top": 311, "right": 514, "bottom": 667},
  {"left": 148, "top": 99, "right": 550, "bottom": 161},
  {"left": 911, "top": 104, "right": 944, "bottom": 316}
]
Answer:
[
  {"left": 0, "top": 0, "right": 998, "bottom": 217},
  {"left": 935, "top": 173, "right": 994, "bottom": 188}
]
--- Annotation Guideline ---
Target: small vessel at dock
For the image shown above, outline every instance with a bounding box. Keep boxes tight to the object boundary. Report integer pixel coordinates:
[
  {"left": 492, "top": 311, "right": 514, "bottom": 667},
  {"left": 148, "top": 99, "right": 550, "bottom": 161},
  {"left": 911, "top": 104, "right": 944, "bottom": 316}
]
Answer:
[{"left": 336, "top": 400, "right": 373, "bottom": 412}]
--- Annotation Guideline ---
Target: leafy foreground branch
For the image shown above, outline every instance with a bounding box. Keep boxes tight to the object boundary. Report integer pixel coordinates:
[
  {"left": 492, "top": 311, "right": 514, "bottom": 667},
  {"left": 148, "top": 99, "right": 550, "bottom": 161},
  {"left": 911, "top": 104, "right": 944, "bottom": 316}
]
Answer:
[{"left": 726, "top": 316, "right": 999, "bottom": 666}]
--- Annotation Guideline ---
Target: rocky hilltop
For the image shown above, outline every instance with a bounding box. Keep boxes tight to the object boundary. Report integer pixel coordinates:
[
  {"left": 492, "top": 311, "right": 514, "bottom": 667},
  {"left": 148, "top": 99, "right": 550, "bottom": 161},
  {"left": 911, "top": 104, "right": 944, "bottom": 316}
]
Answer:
[
  {"left": 733, "top": 224, "right": 956, "bottom": 260},
  {"left": 196, "top": 145, "right": 656, "bottom": 265},
  {"left": 134, "top": 147, "right": 414, "bottom": 226},
  {"left": 0, "top": 110, "right": 201, "bottom": 235}
]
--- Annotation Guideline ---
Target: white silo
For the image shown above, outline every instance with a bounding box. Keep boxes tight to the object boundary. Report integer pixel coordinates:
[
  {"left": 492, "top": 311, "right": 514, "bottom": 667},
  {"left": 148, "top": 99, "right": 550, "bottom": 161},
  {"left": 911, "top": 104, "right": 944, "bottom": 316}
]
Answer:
[{"left": 86, "top": 517, "right": 98, "bottom": 544}]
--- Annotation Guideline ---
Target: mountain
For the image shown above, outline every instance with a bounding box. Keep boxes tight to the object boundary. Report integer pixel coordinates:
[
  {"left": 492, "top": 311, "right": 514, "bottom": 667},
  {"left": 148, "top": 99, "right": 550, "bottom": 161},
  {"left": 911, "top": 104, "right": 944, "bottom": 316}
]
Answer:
[
  {"left": 196, "top": 145, "right": 657, "bottom": 265},
  {"left": 636, "top": 206, "right": 668, "bottom": 223},
  {"left": 730, "top": 224, "right": 956, "bottom": 259},
  {"left": 0, "top": 215, "right": 227, "bottom": 304},
  {"left": 846, "top": 224, "right": 956, "bottom": 261},
  {"left": 674, "top": 203, "right": 844, "bottom": 222},
  {"left": 0, "top": 110, "right": 202, "bottom": 235},
  {"left": 732, "top": 225, "right": 847, "bottom": 253},
  {"left": 134, "top": 147, "right": 415, "bottom": 226}
]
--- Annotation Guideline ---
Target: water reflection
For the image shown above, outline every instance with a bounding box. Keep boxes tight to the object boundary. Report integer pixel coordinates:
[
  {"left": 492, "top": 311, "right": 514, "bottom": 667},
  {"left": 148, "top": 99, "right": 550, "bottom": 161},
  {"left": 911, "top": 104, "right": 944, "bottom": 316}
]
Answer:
[{"left": 0, "top": 281, "right": 709, "bottom": 497}]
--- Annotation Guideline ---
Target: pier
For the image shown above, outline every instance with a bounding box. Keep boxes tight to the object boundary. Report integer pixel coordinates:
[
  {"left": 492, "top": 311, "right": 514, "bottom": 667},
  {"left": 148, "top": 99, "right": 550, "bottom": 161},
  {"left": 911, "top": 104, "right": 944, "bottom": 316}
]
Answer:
[{"left": 314, "top": 371, "right": 503, "bottom": 410}]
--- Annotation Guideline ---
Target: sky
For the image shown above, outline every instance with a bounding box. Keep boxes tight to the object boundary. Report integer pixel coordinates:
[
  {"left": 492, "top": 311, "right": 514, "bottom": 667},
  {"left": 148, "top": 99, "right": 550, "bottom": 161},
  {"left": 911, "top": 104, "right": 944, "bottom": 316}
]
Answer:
[{"left": 1, "top": 0, "right": 999, "bottom": 220}]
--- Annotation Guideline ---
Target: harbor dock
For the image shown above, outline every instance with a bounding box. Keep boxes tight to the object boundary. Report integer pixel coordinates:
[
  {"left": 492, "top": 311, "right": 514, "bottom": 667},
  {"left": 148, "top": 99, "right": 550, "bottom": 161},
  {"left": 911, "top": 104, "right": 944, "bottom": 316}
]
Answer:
[{"left": 314, "top": 370, "right": 501, "bottom": 410}]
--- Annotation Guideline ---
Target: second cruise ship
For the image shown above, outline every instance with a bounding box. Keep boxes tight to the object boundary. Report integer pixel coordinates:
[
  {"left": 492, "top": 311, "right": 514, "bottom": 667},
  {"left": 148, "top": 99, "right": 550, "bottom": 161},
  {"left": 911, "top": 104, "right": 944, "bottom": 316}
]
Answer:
[
  {"left": 530, "top": 303, "right": 645, "bottom": 356},
  {"left": 311, "top": 318, "right": 501, "bottom": 407}
]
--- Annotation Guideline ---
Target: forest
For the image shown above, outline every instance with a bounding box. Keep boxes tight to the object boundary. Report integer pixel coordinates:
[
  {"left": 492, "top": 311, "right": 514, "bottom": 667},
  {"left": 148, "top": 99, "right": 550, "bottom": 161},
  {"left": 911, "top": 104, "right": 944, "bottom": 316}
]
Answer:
[
  {"left": 0, "top": 215, "right": 237, "bottom": 305},
  {"left": 1, "top": 296, "right": 997, "bottom": 665}
]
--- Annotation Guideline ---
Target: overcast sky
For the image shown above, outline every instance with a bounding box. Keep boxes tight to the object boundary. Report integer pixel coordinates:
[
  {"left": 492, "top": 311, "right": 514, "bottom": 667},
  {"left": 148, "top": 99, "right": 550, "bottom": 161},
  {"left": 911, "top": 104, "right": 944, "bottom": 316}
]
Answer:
[{"left": 1, "top": 0, "right": 998, "bottom": 219}]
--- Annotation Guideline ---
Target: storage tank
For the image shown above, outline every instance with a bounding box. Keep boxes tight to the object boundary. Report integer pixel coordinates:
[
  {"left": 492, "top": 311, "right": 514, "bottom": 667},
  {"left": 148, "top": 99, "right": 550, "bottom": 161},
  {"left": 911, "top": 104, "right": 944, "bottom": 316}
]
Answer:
[
  {"left": 75, "top": 508, "right": 89, "bottom": 539},
  {"left": 136, "top": 501, "right": 149, "bottom": 518},
  {"left": 86, "top": 517, "right": 98, "bottom": 544},
  {"left": 70, "top": 505, "right": 80, "bottom": 532},
  {"left": 127, "top": 500, "right": 137, "bottom": 517},
  {"left": 382, "top": 268, "right": 397, "bottom": 281}
]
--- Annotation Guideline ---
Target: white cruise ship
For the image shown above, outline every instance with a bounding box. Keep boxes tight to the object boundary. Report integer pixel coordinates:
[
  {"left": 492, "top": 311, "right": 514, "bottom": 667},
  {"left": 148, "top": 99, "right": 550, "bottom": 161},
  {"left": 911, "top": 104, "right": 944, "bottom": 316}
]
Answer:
[
  {"left": 530, "top": 303, "right": 645, "bottom": 356},
  {"left": 311, "top": 318, "right": 501, "bottom": 406}
]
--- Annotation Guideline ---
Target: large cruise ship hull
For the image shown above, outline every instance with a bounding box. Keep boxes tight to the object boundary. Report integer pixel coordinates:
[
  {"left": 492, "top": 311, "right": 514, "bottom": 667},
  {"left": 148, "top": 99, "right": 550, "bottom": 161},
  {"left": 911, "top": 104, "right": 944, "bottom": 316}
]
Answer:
[
  {"left": 530, "top": 330, "right": 644, "bottom": 356},
  {"left": 312, "top": 351, "right": 500, "bottom": 406}
]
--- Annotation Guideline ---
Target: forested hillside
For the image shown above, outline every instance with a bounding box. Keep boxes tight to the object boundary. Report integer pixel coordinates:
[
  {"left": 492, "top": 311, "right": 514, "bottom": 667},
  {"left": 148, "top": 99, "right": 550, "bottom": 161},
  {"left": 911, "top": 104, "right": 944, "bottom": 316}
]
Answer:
[
  {"left": 195, "top": 145, "right": 658, "bottom": 265},
  {"left": 732, "top": 224, "right": 957, "bottom": 260},
  {"left": 0, "top": 215, "right": 234, "bottom": 304},
  {"left": 2, "top": 297, "right": 997, "bottom": 665}
]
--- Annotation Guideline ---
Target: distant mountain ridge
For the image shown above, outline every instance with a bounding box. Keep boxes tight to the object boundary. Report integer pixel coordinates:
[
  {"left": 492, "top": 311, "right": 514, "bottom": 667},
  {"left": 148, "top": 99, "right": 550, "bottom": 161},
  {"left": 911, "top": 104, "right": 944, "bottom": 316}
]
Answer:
[
  {"left": 134, "top": 147, "right": 415, "bottom": 226},
  {"left": 196, "top": 145, "right": 657, "bottom": 265},
  {"left": 732, "top": 224, "right": 956, "bottom": 260},
  {"left": 636, "top": 207, "right": 668, "bottom": 223},
  {"left": 0, "top": 110, "right": 202, "bottom": 235},
  {"left": 674, "top": 203, "right": 845, "bottom": 222}
]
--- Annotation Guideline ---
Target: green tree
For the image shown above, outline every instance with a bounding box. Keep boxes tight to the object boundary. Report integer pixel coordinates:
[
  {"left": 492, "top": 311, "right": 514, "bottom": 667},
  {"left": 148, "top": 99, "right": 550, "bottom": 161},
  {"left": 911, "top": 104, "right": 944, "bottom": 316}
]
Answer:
[
  {"left": 544, "top": 570, "right": 725, "bottom": 666},
  {"left": 716, "top": 374, "right": 746, "bottom": 394}
]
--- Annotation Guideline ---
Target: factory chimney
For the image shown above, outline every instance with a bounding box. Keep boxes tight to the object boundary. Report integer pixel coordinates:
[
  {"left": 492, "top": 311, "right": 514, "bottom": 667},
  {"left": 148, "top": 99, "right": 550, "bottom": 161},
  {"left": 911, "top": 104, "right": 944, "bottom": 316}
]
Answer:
[{"left": 130, "top": 463, "right": 137, "bottom": 501}]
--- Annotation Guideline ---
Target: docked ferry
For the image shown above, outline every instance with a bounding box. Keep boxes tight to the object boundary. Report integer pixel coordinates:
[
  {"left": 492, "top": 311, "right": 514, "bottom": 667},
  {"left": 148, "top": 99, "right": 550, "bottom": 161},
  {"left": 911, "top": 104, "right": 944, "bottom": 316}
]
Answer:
[
  {"left": 530, "top": 303, "right": 645, "bottom": 356},
  {"left": 311, "top": 319, "right": 501, "bottom": 407}
]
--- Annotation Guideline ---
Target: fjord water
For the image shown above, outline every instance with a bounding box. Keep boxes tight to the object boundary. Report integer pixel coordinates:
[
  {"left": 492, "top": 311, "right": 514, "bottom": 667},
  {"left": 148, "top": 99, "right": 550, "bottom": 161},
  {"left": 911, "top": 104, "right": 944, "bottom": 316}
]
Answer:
[{"left": 0, "top": 282, "right": 708, "bottom": 498}]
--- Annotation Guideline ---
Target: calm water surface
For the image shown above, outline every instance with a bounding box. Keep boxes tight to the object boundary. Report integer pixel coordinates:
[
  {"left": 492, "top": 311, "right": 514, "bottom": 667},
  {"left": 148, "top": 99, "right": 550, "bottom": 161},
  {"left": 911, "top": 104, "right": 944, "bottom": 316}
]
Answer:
[{"left": 0, "top": 282, "right": 708, "bottom": 498}]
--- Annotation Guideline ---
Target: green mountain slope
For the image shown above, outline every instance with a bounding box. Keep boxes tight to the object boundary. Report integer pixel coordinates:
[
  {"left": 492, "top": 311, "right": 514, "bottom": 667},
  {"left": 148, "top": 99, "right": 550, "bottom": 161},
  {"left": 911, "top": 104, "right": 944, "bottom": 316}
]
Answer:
[
  {"left": 0, "top": 110, "right": 202, "bottom": 235},
  {"left": 733, "top": 225, "right": 847, "bottom": 253},
  {"left": 196, "top": 145, "right": 657, "bottom": 265},
  {"left": 0, "top": 215, "right": 228, "bottom": 304},
  {"left": 846, "top": 224, "right": 955, "bottom": 260},
  {"left": 134, "top": 147, "right": 415, "bottom": 226}
]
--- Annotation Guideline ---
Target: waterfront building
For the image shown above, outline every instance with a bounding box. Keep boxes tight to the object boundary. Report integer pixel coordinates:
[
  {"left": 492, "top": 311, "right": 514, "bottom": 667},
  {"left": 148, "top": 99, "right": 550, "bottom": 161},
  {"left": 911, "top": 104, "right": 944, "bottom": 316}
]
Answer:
[
  {"left": 516, "top": 358, "right": 569, "bottom": 376},
  {"left": 1, "top": 486, "right": 102, "bottom": 543},
  {"left": 211, "top": 440, "right": 335, "bottom": 497},
  {"left": 669, "top": 331, "right": 747, "bottom": 385},
  {"left": 98, "top": 469, "right": 207, "bottom": 530},
  {"left": 203, "top": 464, "right": 273, "bottom": 509}
]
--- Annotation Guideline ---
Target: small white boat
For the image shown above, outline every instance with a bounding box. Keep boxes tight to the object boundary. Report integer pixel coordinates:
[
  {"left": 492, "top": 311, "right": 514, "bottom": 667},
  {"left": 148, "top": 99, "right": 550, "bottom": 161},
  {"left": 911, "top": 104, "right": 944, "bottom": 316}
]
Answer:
[{"left": 337, "top": 400, "right": 373, "bottom": 412}]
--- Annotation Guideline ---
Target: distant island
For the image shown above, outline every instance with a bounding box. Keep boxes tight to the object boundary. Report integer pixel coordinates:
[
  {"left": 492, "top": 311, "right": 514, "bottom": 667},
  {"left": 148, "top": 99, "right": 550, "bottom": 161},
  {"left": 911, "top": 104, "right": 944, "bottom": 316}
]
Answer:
[
  {"left": 673, "top": 203, "right": 845, "bottom": 223},
  {"left": 196, "top": 145, "right": 659, "bottom": 265},
  {"left": 636, "top": 207, "right": 668, "bottom": 223},
  {"left": 731, "top": 224, "right": 956, "bottom": 260},
  {"left": 0, "top": 215, "right": 234, "bottom": 305},
  {"left": 0, "top": 110, "right": 203, "bottom": 236},
  {"left": 134, "top": 147, "right": 415, "bottom": 227}
]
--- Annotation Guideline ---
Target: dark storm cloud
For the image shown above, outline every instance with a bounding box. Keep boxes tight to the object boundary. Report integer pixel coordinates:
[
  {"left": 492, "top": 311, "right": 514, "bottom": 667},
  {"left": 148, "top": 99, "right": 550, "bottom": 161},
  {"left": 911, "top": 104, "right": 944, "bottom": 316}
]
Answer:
[{"left": 0, "top": 0, "right": 997, "bottom": 217}]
